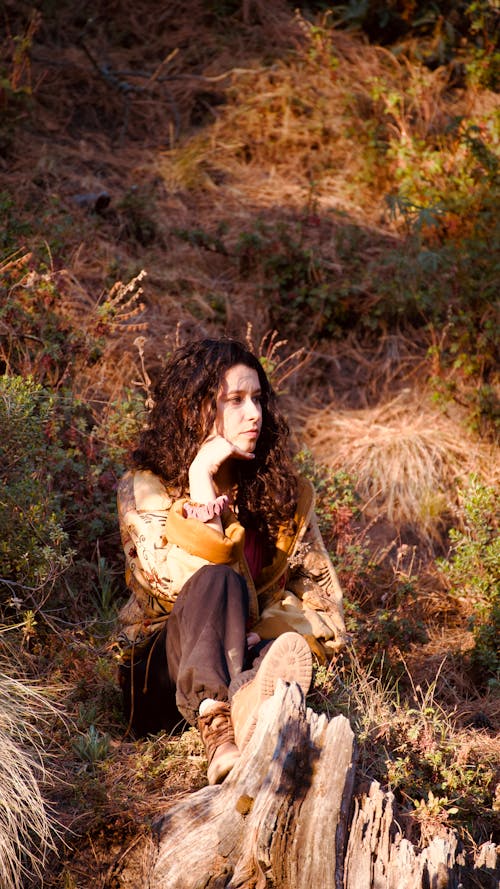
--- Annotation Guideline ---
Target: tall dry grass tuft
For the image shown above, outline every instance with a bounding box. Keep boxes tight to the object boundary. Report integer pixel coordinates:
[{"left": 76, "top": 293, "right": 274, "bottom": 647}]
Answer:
[
  {"left": 0, "top": 670, "right": 60, "bottom": 889},
  {"left": 303, "top": 392, "right": 495, "bottom": 537}
]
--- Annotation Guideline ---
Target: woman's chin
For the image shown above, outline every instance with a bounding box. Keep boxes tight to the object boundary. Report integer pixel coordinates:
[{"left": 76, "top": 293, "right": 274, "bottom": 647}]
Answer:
[{"left": 242, "top": 442, "right": 257, "bottom": 454}]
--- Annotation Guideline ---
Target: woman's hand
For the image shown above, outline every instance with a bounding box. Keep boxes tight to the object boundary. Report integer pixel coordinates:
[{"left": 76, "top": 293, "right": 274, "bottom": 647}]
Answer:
[
  {"left": 190, "top": 433, "right": 254, "bottom": 481},
  {"left": 188, "top": 434, "right": 254, "bottom": 526},
  {"left": 246, "top": 631, "right": 261, "bottom": 648}
]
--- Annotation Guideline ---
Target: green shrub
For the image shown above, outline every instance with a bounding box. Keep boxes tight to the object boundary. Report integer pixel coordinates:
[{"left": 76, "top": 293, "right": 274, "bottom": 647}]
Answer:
[
  {"left": 0, "top": 375, "right": 72, "bottom": 616},
  {"left": 0, "top": 194, "right": 33, "bottom": 253},
  {"left": 295, "top": 448, "right": 359, "bottom": 527},
  {"left": 294, "top": 448, "right": 378, "bottom": 611},
  {"left": 0, "top": 257, "right": 145, "bottom": 572},
  {"left": 0, "top": 371, "right": 137, "bottom": 626},
  {"left": 328, "top": 1, "right": 499, "bottom": 89},
  {"left": 50, "top": 389, "right": 142, "bottom": 557},
  {"left": 312, "top": 655, "right": 498, "bottom": 842},
  {"left": 438, "top": 475, "right": 500, "bottom": 685}
]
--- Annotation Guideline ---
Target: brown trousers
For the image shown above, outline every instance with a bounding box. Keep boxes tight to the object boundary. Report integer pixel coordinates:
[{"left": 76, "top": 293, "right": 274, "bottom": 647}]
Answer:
[{"left": 119, "top": 564, "right": 265, "bottom": 736}]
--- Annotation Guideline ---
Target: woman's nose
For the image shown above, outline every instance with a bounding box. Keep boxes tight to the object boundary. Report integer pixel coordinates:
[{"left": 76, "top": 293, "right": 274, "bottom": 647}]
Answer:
[{"left": 245, "top": 397, "right": 260, "bottom": 419}]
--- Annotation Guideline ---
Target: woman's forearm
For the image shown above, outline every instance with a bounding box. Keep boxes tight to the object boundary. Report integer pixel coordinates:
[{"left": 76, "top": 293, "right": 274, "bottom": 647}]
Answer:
[{"left": 188, "top": 461, "right": 223, "bottom": 534}]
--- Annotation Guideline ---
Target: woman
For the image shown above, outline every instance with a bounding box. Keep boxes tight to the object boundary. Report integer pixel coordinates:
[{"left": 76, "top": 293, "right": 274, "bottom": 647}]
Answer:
[{"left": 116, "top": 337, "right": 346, "bottom": 784}]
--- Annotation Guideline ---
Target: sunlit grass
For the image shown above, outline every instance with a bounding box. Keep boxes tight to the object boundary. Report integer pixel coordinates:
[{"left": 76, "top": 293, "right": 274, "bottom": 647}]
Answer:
[
  {"left": 0, "top": 672, "right": 61, "bottom": 889},
  {"left": 303, "top": 392, "right": 496, "bottom": 537}
]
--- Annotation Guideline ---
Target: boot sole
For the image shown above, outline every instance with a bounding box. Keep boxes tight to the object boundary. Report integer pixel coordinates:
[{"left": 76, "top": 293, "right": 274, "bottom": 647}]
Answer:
[{"left": 231, "top": 632, "right": 312, "bottom": 750}]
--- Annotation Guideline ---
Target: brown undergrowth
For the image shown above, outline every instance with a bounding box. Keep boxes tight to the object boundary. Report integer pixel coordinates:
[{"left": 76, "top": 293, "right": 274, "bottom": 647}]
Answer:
[{"left": 0, "top": 1, "right": 498, "bottom": 885}]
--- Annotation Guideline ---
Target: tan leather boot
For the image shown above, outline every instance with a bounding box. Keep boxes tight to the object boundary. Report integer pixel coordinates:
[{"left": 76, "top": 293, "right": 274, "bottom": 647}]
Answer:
[
  {"left": 198, "top": 701, "right": 239, "bottom": 785},
  {"left": 230, "top": 632, "right": 312, "bottom": 751}
]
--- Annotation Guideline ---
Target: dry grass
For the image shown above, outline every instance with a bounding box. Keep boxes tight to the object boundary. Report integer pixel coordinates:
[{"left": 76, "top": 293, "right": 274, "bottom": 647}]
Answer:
[
  {"left": 156, "top": 11, "right": 473, "bottom": 225},
  {"left": 0, "top": 670, "right": 62, "bottom": 889},
  {"left": 401, "top": 624, "right": 499, "bottom": 719},
  {"left": 157, "top": 33, "right": 387, "bottom": 204},
  {"left": 302, "top": 391, "right": 497, "bottom": 538}
]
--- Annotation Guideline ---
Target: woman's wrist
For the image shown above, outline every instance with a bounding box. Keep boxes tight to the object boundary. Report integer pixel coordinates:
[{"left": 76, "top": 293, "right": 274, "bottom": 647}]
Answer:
[
  {"left": 188, "top": 461, "right": 217, "bottom": 502},
  {"left": 187, "top": 461, "right": 226, "bottom": 532},
  {"left": 183, "top": 495, "right": 229, "bottom": 523}
]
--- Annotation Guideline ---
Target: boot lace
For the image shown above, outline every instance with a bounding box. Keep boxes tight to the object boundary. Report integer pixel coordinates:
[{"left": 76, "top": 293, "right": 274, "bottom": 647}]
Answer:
[{"left": 198, "top": 702, "right": 235, "bottom": 764}]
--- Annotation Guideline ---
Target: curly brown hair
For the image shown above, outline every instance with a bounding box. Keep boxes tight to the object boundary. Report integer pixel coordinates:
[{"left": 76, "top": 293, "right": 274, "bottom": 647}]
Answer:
[{"left": 132, "top": 337, "right": 298, "bottom": 541}]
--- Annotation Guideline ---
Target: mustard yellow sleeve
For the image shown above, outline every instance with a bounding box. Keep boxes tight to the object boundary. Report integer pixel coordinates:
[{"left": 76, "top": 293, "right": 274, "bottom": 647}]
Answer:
[
  {"left": 118, "top": 470, "right": 248, "bottom": 602},
  {"left": 166, "top": 499, "right": 245, "bottom": 563}
]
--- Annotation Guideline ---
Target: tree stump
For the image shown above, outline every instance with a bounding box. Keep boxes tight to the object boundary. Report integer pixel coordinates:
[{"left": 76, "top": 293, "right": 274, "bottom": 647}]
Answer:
[
  {"left": 118, "top": 681, "right": 355, "bottom": 888},
  {"left": 345, "top": 782, "right": 499, "bottom": 889},
  {"left": 115, "top": 682, "right": 498, "bottom": 889}
]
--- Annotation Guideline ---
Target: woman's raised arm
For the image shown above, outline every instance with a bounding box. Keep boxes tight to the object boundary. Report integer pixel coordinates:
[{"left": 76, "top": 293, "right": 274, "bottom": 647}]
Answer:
[{"left": 188, "top": 434, "right": 254, "bottom": 534}]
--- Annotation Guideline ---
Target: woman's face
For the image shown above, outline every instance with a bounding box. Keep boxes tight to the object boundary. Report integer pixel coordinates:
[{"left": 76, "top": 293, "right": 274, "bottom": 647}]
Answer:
[{"left": 215, "top": 363, "right": 263, "bottom": 453}]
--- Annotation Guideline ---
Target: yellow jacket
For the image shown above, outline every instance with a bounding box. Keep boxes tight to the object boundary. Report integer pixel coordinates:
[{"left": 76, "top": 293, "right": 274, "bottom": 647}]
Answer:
[{"left": 116, "top": 469, "right": 347, "bottom": 658}]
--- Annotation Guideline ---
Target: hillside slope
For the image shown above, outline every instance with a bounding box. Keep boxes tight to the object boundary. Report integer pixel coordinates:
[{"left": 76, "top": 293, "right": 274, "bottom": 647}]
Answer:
[{"left": 0, "top": 2, "right": 498, "bottom": 886}]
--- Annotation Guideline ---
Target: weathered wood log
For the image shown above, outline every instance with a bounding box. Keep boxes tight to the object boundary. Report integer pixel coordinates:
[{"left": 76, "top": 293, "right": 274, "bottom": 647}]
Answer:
[
  {"left": 118, "top": 681, "right": 355, "bottom": 888},
  {"left": 345, "top": 782, "right": 499, "bottom": 889},
  {"left": 344, "top": 782, "right": 460, "bottom": 889},
  {"left": 115, "top": 684, "right": 498, "bottom": 889}
]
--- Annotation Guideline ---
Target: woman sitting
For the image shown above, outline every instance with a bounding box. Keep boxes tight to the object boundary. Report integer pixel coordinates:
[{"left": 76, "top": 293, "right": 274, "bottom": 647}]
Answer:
[{"left": 116, "top": 337, "right": 347, "bottom": 784}]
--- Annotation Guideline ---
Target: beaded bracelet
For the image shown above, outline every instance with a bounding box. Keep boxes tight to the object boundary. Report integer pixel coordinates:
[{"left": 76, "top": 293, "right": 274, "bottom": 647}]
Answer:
[{"left": 182, "top": 494, "right": 229, "bottom": 522}]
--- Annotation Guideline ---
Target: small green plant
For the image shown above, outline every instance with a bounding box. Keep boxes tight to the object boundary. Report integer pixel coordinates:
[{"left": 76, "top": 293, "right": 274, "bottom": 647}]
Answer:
[
  {"left": 88, "top": 555, "right": 121, "bottom": 627},
  {"left": 0, "top": 10, "right": 40, "bottom": 106},
  {"left": 410, "top": 789, "right": 460, "bottom": 843},
  {"left": 133, "top": 727, "right": 204, "bottom": 782},
  {"left": 294, "top": 447, "right": 359, "bottom": 536},
  {"left": 72, "top": 725, "right": 110, "bottom": 767},
  {"left": 237, "top": 220, "right": 352, "bottom": 337},
  {"left": 0, "top": 195, "right": 32, "bottom": 252},
  {"left": 294, "top": 447, "right": 382, "bottom": 617},
  {"left": 438, "top": 475, "right": 500, "bottom": 685},
  {"left": 116, "top": 186, "right": 159, "bottom": 246},
  {"left": 364, "top": 607, "right": 428, "bottom": 652},
  {"left": 173, "top": 225, "right": 229, "bottom": 256}
]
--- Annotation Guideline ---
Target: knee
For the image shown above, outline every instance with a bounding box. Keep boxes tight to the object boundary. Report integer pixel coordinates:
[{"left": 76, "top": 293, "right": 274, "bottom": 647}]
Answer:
[
  {"left": 202, "top": 564, "right": 237, "bottom": 582},
  {"left": 200, "top": 565, "right": 236, "bottom": 578},
  {"left": 199, "top": 564, "right": 248, "bottom": 601},
  {"left": 200, "top": 563, "right": 244, "bottom": 591}
]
